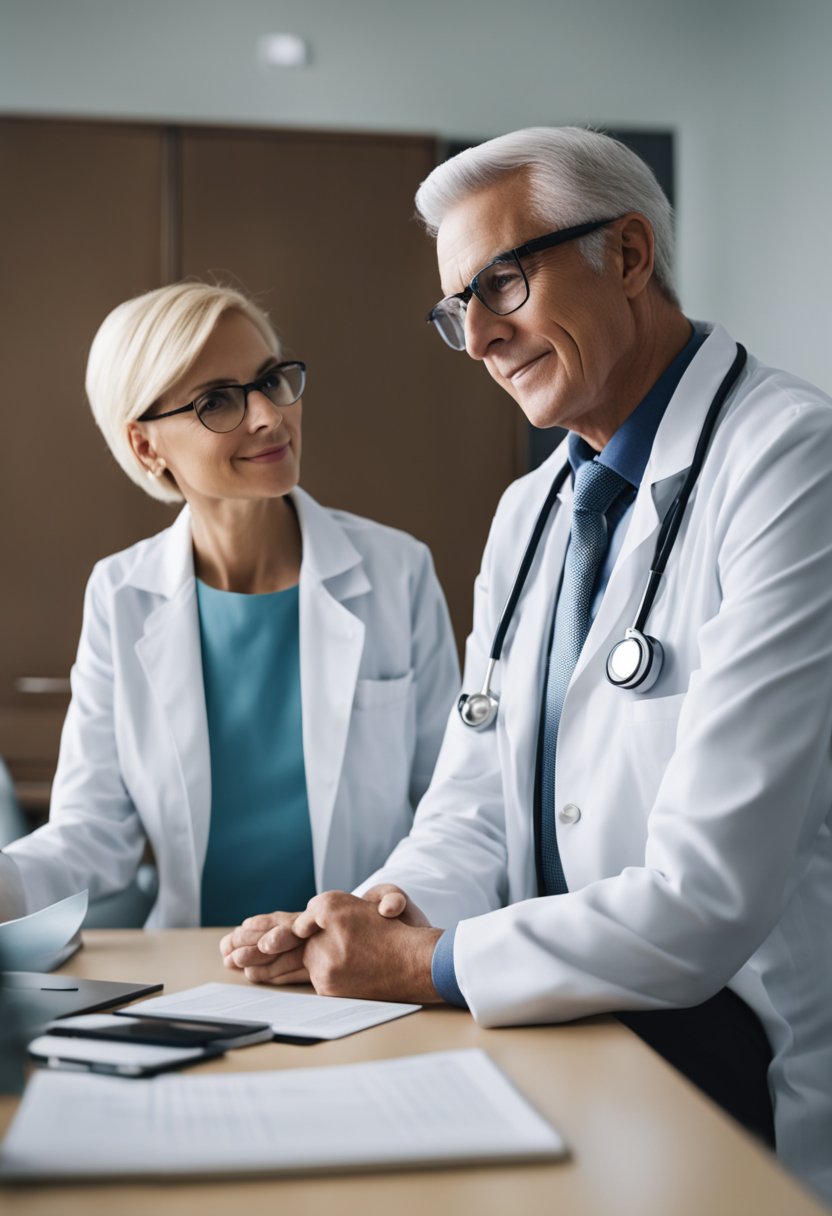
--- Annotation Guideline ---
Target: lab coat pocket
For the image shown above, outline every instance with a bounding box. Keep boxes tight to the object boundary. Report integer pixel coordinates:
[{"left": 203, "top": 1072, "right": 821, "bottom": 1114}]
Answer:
[
  {"left": 627, "top": 691, "right": 688, "bottom": 813},
  {"left": 353, "top": 669, "right": 414, "bottom": 710},
  {"left": 346, "top": 670, "right": 416, "bottom": 838}
]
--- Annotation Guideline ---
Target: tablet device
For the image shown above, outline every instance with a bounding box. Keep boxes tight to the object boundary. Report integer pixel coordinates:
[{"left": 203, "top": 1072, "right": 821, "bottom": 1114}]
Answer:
[{"left": 2, "top": 972, "right": 163, "bottom": 1030}]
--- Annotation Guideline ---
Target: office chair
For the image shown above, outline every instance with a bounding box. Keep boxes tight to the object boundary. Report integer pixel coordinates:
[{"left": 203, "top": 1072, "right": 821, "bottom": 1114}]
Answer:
[
  {"left": 0, "top": 758, "right": 28, "bottom": 849},
  {"left": 0, "top": 755, "right": 158, "bottom": 928}
]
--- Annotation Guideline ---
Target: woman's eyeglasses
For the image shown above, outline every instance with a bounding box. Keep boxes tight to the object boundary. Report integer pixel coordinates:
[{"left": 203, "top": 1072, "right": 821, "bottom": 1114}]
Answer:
[{"left": 138, "top": 361, "right": 306, "bottom": 434}]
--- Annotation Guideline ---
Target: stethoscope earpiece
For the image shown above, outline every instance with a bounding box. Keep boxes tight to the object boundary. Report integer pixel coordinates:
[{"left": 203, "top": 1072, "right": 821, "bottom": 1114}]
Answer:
[
  {"left": 605, "top": 628, "right": 663, "bottom": 691},
  {"left": 457, "top": 691, "right": 499, "bottom": 730}
]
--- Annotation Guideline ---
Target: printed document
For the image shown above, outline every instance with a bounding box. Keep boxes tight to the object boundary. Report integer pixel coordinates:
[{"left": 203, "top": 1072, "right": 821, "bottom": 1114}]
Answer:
[
  {"left": 0, "top": 1049, "right": 566, "bottom": 1179},
  {"left": 128, "top": 981, "right": 419, "bottom": 1039}
]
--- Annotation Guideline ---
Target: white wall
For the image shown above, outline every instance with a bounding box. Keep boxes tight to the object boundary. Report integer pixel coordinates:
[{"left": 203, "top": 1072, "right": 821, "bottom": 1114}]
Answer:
[{"left": 2, "top": 0, "right": 830, "bottom": 389}]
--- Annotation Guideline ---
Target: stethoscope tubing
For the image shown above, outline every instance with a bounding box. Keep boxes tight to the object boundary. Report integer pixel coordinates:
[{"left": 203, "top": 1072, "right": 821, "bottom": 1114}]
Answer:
[
  {"left": 477, "top": 342, "right": 748, "bottom": 683},
  {"left": 488, "top": 463, "right": 571, "bottom": 662}
]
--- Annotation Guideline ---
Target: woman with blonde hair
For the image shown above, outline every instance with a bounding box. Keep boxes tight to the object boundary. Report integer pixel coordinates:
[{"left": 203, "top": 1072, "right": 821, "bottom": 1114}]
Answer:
[{"left": 0, "top": 282, "right": 459, "bottom": 927}]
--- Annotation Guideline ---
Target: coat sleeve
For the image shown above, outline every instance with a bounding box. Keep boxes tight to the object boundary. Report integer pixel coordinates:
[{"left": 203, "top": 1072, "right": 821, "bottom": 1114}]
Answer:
[
  {"left": 4, "top": 565, "right": 147, "bottom": 914},
  {"left": 406, "top": 544, "right": 461, "bottom": 809},
  {"left": 455, "top": 396, "right": 832, "bottom": 1025},
  {"left": 356, "top": 510, "right": 513, "bottom": 928}
]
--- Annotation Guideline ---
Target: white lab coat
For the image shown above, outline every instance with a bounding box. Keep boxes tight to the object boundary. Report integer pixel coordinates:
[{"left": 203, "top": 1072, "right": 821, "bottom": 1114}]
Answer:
[
  {"left": 360, "top": 323, "right": 832, "bottom": 1201},
  {"left": 4, "top": 488, "right": 460, "bottom": 927}
]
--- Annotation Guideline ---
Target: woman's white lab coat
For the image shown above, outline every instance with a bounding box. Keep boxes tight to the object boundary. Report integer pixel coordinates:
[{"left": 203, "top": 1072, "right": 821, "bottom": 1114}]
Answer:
[
  {"left": 361, "top": 324, "right": 832, "bottom": 1200},
  {"left": 4, "top": 488, "right": 460, "bottom": 925}
]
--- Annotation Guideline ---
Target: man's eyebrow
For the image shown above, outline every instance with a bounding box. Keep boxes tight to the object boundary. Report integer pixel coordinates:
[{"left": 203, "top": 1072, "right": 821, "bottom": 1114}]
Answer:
[
  {"left": 447, "top": 244, "right": 516, "bottom": 294},
  {"left": 187, "top": 356, "right": 279, "bottom": 395}
]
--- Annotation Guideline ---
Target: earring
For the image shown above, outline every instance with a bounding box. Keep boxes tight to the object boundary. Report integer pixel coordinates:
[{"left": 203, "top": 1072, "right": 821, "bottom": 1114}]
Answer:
[{"left": 146, "top": 459, "right": 166, "bottom": 480}]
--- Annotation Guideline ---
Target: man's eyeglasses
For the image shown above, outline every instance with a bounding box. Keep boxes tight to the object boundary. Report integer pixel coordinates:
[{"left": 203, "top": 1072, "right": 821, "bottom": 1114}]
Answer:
[
  {"left": 426, "top": 218, "right": 617, "bottom": 351},
  {"left": 138, "top": 361, "right": 306, "bottom": 434}
]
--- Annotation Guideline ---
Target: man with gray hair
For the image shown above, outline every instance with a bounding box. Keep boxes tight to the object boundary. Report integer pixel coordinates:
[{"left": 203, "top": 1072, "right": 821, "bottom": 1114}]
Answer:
[{"left": 223, "top": 127, "right": 832, "bottom": 1203}]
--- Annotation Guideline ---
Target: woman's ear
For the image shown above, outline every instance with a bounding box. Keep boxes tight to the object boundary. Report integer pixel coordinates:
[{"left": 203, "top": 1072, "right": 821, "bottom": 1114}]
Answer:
[{"left": 127, "top": 420, "right": 165, "bottom": 478}]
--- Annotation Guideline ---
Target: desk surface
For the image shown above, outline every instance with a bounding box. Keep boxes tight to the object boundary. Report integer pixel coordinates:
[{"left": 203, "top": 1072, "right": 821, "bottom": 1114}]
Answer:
[{"left": 1, "top": 929, "right": 826, "bottom": 1216}]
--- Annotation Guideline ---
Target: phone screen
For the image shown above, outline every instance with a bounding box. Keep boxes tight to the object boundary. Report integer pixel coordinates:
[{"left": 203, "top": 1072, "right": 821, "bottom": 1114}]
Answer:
[{"left": 49, "top": 1014, "right": 265, "bottom": 1047}]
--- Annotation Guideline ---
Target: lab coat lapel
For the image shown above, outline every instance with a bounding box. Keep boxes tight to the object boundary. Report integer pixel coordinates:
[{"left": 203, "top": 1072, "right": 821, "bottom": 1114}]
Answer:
[
  {"left": 131, "top": 509, "right": 208, "bottom": 902},
  {"left": 501, "top": 469, "right": 572, "bottom": 830},
  {"left": 293, "top": 489, "right": 368, "bottom": 888},
  {"left": 568, "top": 479, "right": 664, "bottom": 684},
  {"left": 570, "top": 322, "right": 741, "bottom": 685}
]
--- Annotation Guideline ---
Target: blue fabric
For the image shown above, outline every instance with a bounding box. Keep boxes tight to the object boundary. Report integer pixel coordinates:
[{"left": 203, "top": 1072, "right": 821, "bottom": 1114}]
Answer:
[
  {"left": 431, "top": 927, "right": 467, "bottom": 1007},
  {"left": 588, "top": 327, "right": 705, "bottom": 487},
  {"left": 197, "top": 581, "right": 316, "bottom": 927},
  {"left": 539, "top": 461, "right": 631, "bottom": 894},
  {"left": 569, "top": 326, "right": 705, "bottom": 617}
]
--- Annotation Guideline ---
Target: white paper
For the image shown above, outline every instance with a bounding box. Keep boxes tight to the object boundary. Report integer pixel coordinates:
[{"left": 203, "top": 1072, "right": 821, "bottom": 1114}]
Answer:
[
  {"left": 0, "top": 891, "right": 88, "bottom": 971},
  {"left": 0, "top": 1049, "right": 566, "bottom": 1179},
  {"left": 129, "top": 981, "right": 420, "bottom": 1039}
]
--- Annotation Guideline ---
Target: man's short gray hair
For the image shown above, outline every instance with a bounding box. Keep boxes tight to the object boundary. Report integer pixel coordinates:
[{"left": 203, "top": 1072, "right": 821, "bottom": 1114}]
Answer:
[{"left": 415, "top": 126, "right": 679, "bottom": 307}]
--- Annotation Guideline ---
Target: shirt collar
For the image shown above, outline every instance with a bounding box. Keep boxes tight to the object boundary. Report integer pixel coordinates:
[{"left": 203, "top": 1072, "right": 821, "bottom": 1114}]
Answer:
[{"left": 568, "top": 325, "right": 706, "bottom": 487}]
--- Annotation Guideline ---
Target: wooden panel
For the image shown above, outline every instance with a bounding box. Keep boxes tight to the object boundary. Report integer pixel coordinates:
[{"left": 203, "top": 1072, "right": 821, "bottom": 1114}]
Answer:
[
  {"left": 180, "top": 127, "right": 520, "bottom": 649},
  {"left": 0, "top": 119, "right": 174, "bottom": 767}
]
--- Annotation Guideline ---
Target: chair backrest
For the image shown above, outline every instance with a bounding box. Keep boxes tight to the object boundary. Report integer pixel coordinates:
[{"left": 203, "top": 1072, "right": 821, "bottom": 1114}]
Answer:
[
  {"left": 83, "top": 864, "right": 159, "bottom": 930},
  {"left": 0, "top": 759, "right": 27, "bottom": 849}
]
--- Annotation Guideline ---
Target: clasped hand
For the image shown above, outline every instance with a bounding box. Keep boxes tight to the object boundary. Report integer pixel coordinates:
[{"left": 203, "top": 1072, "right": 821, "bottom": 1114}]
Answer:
[{"left": 218, "top": 886, "right": 443, "bottom": 1004}]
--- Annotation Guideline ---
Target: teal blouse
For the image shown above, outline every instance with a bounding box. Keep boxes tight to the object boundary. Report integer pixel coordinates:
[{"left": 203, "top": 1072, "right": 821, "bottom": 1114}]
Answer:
[{"left": 196, "top": 580, "right": 316, "bottom": 927}]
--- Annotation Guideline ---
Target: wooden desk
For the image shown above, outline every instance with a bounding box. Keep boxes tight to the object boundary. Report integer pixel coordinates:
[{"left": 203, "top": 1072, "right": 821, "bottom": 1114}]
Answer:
[{"left": 0, "top": 929, "right": 826, "bottom": 1216}]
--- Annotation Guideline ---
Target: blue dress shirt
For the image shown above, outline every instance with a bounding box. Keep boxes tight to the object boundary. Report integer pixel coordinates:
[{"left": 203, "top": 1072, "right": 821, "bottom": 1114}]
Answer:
[{"left": 432, "top": 327, "right": 705, "bottom": 1007}]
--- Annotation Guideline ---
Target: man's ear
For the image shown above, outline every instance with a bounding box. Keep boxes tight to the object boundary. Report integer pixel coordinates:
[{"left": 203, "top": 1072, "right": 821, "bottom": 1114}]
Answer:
[{"left": 617, "top": 213, "right": 655, "bottom": 300}]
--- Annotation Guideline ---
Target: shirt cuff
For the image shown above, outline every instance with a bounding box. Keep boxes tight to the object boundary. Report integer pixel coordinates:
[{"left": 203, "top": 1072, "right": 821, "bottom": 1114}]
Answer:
[{"left": 430, "top": 927, "right": 468, "bottom": 1008}]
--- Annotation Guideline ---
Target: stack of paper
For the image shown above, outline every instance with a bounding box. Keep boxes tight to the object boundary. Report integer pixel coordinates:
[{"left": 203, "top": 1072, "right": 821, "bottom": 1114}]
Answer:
[
  {"left": 0, "top": 1049, "right": 566, "bottom": 1179},
  {"left": 130, "top": 981, "right": 420, "bottom": 1040}
]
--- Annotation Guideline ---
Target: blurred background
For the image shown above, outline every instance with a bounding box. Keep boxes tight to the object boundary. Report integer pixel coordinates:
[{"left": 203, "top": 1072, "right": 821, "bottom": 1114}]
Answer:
[{"left": 1, "top": 0, "right": 830, "bottom": 820}]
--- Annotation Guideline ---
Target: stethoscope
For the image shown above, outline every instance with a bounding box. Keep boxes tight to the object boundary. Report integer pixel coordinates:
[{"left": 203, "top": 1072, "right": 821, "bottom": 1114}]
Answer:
[{"left": 458, "top": 343, "right": 748, "bottom": 730}]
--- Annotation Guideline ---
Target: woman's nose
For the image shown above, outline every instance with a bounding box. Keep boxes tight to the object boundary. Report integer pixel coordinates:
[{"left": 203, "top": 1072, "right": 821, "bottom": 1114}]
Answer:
[{"left": 245, "top": 389, "right": 284, "bottom": 428}]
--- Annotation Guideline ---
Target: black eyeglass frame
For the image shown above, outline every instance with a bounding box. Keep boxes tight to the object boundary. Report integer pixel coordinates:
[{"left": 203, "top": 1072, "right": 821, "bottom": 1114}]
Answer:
[
  {"left": 426, "top": 217, "right": 619, "bottom": 343},
  {"left": 138, "top": 360, "right": 307, "bottom": 431}
]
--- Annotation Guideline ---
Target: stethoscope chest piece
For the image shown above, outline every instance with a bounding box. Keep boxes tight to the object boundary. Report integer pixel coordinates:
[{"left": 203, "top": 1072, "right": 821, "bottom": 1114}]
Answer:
[
  {"left": 457, "top": 690, "right": 499, "bottom": 730},
  {"left": 456, "top": 343, "right": 747, "bottom": 728},
  {"left": 457, "top": 656, "right": 500, "bottom": 729},
  {"left": 605, "top": 628, "right": 663, "bottom": 691}
]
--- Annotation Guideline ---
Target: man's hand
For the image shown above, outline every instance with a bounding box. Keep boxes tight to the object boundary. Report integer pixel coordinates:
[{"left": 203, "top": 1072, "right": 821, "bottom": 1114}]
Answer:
[
  {"left": 218, "top": 911, "right": 309, "bottom": 985},
  {"left": 291, "top": 890, "right": 444, "bottom": 1004},
  {"left": 360, "top": 883, "right": 432, "bottom": 927}
]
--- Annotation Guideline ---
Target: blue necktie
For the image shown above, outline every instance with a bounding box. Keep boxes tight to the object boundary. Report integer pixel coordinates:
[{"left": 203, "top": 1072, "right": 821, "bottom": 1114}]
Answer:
[{"left": 538, "top": 459, "right": 631, "bottom": 896}]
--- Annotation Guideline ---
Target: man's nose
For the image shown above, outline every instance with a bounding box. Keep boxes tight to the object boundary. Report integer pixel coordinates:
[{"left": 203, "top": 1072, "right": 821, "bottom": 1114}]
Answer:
[{"left": 465, "top": 297, "right": 512, "bottom": 360}]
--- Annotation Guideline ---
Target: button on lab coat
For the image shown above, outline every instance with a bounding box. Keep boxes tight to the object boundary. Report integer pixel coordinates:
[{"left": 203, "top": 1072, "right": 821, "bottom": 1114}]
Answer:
[
  {"left": 361, "top": 324, "right": 832, "bottom": 1202},
  {"left": 5, "top": 488, "right": 460, "bottom": 927}
]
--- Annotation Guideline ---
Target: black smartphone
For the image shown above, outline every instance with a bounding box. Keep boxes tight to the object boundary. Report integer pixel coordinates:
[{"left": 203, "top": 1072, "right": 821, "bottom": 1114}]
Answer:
[
  {"left": 47, "top": 1013, "right": 271, "bottom": 1048},
  {"left": 27, "top": 1033, "right": 224, "bottom": 1077}
]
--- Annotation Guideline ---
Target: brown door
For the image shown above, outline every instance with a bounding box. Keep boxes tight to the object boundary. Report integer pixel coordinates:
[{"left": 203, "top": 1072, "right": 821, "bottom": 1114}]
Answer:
[{"left": 0, "top": 118, "right": 173, "bottom": 791}]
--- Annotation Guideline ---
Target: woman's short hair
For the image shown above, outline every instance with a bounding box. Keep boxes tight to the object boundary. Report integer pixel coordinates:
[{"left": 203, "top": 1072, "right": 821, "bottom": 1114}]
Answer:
[
  {"left": 86, "top": 281, "right": 281, "bottom": 503},
  {"left": 415, "top": 126, "right": 679, "bottom": 307}
]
